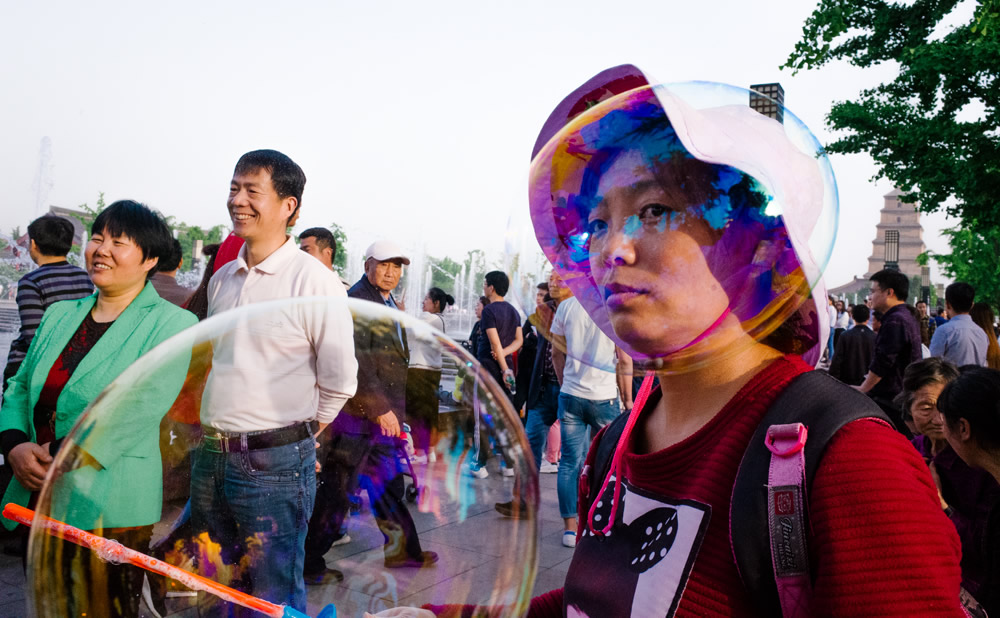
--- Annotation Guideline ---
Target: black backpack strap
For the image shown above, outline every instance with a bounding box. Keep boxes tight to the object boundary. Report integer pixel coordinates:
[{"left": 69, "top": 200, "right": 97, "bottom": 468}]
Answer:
[{"left": 730, "top": 370, "right": 890, "bottom": 616}]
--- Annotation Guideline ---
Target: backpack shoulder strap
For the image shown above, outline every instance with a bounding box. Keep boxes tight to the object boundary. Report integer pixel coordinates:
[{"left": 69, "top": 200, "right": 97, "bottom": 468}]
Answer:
[
  {"left": 730, "top": 370, "right": 890, "bottom": 617},
  {"left": 582, "top": 411, "right": 629, "bottom": 513}
]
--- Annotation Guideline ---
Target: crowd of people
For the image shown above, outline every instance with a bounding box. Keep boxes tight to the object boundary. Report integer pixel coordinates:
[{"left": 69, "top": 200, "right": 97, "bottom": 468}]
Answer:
[{"left": 0, "top": 62, "right": 999, "bottom": 618}]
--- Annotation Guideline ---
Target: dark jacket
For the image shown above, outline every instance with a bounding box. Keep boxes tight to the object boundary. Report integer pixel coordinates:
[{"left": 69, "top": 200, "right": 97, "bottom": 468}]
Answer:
[
  {"left": 829, "top": 324, "right": 876, "bottom": 386},
  {"left": 869, "top": 303, "right": 922, "bottom": 401},
  {"left": 512, "top": 318, "right": 537, "bottom": 411},
  {"left": 337, "top": 276, "right": 409, "bottom": 435}
]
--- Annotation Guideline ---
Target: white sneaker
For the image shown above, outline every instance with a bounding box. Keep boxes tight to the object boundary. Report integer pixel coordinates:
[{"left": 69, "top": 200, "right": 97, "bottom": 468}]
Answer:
[
  {"left": 539, "top": 461, "right": 559, "bottom": 474},
  {"left": 562, "top": 531, "right": 577, "bottom": 548},
  {"left": 410, "top": 454, "right": 428, "bottom": 464},
  {"left": 331, "top": 534, "right": 351, "bottom": 548},
  {"left": 428, "top": 451, "right": 437, "bottom": 463},
  {"left": 501, "top": 465, "right": 515, "bottom": 478},
  {"left": 468, "top": 464, "right": 489, "bottom": 479}
]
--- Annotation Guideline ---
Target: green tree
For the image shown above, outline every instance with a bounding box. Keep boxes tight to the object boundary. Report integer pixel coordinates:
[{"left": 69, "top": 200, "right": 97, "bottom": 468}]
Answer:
[
  {"left": 175, "top": 224, "right": 227, "bottom": 272},
  {"left": 920, "top": 223, "right": 1000, "bottom": 312},
  {"left": 329, "top": 223, "right": 348, "bottom": 277},
  {"left": 428, "top": 256, "right": 462, "bottom": 292},
  {"left": 67, "top": 192, "right": 107, "bottom": 231},
  {"left": 785, "top": 0, "right": 1000, "bottom": 230}
]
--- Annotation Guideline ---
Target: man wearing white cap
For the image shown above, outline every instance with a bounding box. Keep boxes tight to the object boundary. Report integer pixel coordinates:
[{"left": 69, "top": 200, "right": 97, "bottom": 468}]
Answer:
[{"left": 305, "top": 240, "right": 438, "bottom": 580}]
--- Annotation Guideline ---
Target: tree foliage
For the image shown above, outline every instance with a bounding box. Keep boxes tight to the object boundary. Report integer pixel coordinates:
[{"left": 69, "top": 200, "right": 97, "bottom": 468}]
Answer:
[
  {"left": 922, "top": 223, "right": 1000, "bottom": 312},
  {"left": 785, "top": 0, "right": 1000, "bottom": 230}
]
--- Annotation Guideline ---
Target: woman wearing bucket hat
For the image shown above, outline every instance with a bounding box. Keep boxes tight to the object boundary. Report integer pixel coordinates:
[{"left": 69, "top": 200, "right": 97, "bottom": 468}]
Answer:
[{"left": 524, "top": 66, "right": 966, "bottom": 617}]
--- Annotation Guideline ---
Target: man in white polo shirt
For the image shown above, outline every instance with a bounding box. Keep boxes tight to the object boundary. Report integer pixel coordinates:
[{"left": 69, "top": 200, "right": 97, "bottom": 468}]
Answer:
[
  {"left": 550, "top": 293, "right": 621, "bottom": 548},
  {"left": 192, "top": 150, "right": 357, "bottom": 616}
]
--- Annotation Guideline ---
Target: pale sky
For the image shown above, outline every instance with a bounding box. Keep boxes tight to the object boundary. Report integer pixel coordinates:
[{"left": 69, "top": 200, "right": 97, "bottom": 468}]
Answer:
[{"left": 0, "top": 0, "right": 971, "bottom": 292}]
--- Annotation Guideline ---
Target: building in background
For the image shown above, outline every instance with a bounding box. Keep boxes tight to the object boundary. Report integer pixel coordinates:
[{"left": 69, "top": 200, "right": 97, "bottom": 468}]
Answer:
[{"left": 749, "top": 82, "right": 784, "bottom": 123}]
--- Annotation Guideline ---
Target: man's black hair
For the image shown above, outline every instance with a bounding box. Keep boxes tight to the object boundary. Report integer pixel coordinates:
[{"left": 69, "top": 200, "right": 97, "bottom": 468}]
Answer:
[
  {"left": 91, "top": 200, "right": 173, "bottom": 279},
  {"left": 945, "top": 282, "right": 975, "bottom": 314},
  {"left": 851, "top": 304, "right": 870, "bottom": 324},
  {"left": 485, "top": 270, "right": 510, "bottom": 297},
  {"left": 299, "top": 227, "right": 336, "bottom": 261},
  {"left": 869, "top": 269, "right": 909, "bottom": 302},
  {"left": 234, "top": 150, "right": 306, "bottom": 223},
  {"left": 28, "top": 215, "right": 75, "bottom": 257},
  {"left": 157, "top": 238, "right": 183, "bottom": 273}
]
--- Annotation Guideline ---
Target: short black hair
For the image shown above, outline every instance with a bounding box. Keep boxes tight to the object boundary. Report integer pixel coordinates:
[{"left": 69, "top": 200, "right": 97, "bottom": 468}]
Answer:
[
  {"left": 157, "top": 238, "right": 183, "bottom": 273},
  {"left": 537, "top": 282, "right": 549, "bottom": 291},
  {"left": 299, "top": 227, "right": 336, "bottom": 260},
  {"left": 234, "top": 150, "right": 306, "bottom": 223},
  {"left": 869, "top": 269, "right": 909, "bottom": 302},
  {"left": 479, "top": 295, "right": 490, "bottom": 307},
  {"left": 28, "top": 215, "right": 75, "bottom": 256},
  {"left": 851, "top": 304, "right": 870, "bottom": 323},
  {"left": 485, "top": 270, "right": 510, "bottom": 297},
  {"left": 937, "top": 366, "right": 1000, "bottom": 452},
  {"left": 91, "top": 200, "right": 173, "bottom": 279},
  {"left": 945, "top": 282, "right": 975, "bottom": 313}
]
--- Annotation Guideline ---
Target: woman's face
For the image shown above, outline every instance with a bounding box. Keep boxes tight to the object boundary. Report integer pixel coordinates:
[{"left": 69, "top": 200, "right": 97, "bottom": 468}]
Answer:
[
  {"left": 586, "top": 150, "right": 730, "bottom": 356},
  {"left": 909, "top": 382, "right": 946, "bottom": 440},
  {"left": 475, "top": 300, "right": 484, "bottom": 319},
  {"left": 422, "top": 294, "right": 438, "bottom": 314},
  {"left": 85, "top": 228, "right": 157, "bottom": 296}
]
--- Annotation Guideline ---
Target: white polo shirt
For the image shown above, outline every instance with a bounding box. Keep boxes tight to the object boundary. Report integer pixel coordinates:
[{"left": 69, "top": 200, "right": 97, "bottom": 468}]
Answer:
[{"left": 201, "top": 236, "right": 358, "bottom": 432}]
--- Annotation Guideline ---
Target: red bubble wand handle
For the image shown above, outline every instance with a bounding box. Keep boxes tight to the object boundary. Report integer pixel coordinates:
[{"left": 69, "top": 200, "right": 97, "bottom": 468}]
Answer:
[{"left": 2, "top": 503, "right": 334, "bottom": 618}]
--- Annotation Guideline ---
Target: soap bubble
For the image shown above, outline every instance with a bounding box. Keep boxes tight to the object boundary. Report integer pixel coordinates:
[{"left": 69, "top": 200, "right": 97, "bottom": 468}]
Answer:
[
  {"left": 23, "top": 298, "right": 538, "bottom": 617},
  {"left": 527, "top": 67, "right": 837, "bottom": 375}
]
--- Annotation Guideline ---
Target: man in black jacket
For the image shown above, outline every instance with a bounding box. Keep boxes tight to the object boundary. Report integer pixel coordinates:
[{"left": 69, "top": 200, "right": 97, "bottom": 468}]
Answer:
[
  {"left": 829, "top": 304, "right": 876, "bottom": 386},
  {"left": 304, "top": 241, "right": 437, "bottom": 583},
  {"left": 856, "top": 269, "right": 922, "bottom": 436}
]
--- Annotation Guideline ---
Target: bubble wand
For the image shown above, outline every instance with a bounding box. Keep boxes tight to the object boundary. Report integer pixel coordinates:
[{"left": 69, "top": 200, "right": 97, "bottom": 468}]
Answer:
[{"left": 2, "top": 503, "right": 335, "bottom": 618}]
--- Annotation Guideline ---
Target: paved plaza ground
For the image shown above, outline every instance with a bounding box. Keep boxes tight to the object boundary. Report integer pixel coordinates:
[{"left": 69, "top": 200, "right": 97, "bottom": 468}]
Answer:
[{"left": 0, "top": 458, "right": 570, "bottom": 617}]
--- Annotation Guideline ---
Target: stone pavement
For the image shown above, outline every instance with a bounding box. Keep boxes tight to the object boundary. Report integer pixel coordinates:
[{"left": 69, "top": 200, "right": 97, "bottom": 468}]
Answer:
[{"left": 0, "top": 459, "right": 571, "bottom": 617}]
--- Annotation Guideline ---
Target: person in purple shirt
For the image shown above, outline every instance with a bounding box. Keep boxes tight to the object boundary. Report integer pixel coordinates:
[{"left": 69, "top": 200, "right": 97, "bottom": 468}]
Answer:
[
  {"left": 856, "top": 269, "right": 922, "bottom": 436},
  {"left": 475, "top": 270, "right": 523, "bottom": 394}
]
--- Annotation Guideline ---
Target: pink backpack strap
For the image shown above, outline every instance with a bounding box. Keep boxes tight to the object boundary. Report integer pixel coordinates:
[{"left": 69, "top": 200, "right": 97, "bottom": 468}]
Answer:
[{"left": 764, "top": 423, "right": 812, "bottom": 618}]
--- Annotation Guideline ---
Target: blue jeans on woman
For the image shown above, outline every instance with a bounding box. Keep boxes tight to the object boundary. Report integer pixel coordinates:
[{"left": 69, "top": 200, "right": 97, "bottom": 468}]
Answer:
[
  {"left": 556, "top": 392, "right": 621, "bottom": 519},
  {"left": 525, "top": 381, "right": 561, "bottom": 470},
  {"left": 190, "top": 435, "right": 316, "bottom": 617}
]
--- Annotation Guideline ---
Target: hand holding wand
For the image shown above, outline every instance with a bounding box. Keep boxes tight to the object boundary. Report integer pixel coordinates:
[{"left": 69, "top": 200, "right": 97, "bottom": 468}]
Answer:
[{"left": 2, "top": 503, "right": 336, "bottom": 618}]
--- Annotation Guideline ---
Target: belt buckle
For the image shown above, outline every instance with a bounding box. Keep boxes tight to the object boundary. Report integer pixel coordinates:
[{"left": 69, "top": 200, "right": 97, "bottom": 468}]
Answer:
[{"left": 205, "top": 432, "right": 230, "bottom": 453}]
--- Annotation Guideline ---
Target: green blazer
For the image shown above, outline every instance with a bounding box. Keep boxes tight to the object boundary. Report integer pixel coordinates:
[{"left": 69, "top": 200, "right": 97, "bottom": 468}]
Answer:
[{"left": 1, "top": 282, "right": 197, "bottom": 530}]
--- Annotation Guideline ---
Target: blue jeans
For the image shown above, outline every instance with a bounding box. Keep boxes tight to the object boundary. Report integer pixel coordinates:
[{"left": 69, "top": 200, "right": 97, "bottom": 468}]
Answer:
[
  {"left": 557, "top": 392, "right": 621, "bottom": 519},
  {"left": 525, "top": 380, "right": 560, "bottom": 471},
  {"left": 190, "top": 436, "right": 316, "bottom": 617}
]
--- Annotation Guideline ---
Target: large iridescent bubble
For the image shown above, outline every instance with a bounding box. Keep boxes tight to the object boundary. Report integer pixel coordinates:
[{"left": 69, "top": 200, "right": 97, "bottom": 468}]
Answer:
[
  {"left": 528, "top": 65, "right": 836, "bottom": 375},
  {"left": 20, "top": 298, "right": 537, "bottom": 617}
]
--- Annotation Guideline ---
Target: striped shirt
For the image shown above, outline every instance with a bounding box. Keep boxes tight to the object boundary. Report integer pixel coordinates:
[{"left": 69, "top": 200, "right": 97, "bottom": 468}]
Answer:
[{"left": 3, "top": 261, "right": 93, "bottom": 380}]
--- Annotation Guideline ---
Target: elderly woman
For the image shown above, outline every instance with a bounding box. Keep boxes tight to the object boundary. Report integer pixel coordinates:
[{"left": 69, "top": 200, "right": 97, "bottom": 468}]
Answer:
[
  {"left": 938, "top": 367, "right": 1000, "bottom": 615},
  {"left": 899, "top": 358, "right": 1000, "bottom": 603},
  {"left": 525, "top": 66, "right": 966, "bottom": 617},
  {"left": 0, "top": 200, "right": 196, "bottom": 616}
]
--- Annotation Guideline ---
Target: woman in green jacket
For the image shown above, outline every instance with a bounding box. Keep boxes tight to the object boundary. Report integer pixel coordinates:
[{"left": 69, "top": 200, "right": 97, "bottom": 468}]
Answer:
[{"left": 0, "top": 200, "right": 197, "bottom": 617}]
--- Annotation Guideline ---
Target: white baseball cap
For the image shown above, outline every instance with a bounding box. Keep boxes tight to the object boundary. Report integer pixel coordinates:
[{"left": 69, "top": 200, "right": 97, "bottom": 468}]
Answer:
[{"left": 364, "top": 240, "right": 410, "bottom": 265}]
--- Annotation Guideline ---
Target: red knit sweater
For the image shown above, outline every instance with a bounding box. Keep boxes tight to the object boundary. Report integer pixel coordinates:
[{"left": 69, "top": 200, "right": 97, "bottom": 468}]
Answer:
[{"left": 528, "top": 356, "right": 964, "bottom": 617}]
